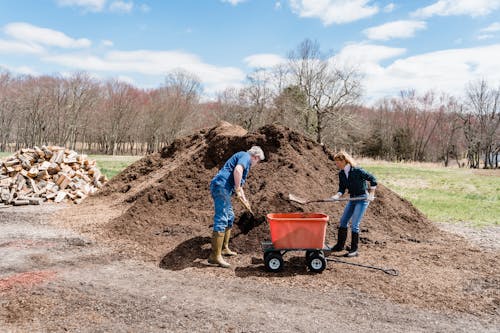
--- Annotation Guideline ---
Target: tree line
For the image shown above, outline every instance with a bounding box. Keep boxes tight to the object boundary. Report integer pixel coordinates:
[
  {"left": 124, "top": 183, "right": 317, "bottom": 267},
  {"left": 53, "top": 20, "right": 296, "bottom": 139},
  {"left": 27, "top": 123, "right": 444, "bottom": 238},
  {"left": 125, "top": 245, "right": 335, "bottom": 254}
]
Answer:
[{"left": 1, "top": 39, "right": 498, "bottom": 168}]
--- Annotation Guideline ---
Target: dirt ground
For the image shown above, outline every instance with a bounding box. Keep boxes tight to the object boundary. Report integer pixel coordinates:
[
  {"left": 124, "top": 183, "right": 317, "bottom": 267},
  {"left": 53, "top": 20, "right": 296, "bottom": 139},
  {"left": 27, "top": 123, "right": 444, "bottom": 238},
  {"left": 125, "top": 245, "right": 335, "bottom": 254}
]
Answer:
[
  {"left": 1, "top": 122, "right": 499, "bottom": 332},
  {"left": 0, "top": 204, "right": 498, "bottom": 333}
]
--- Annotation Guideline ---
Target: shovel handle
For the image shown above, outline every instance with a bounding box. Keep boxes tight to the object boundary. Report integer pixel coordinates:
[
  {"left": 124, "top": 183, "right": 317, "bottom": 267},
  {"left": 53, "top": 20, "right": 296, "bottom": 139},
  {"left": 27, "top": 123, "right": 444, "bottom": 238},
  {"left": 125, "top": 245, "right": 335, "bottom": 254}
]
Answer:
[{"left": 289, "top": 193, "right": 374, "bottom": 204}]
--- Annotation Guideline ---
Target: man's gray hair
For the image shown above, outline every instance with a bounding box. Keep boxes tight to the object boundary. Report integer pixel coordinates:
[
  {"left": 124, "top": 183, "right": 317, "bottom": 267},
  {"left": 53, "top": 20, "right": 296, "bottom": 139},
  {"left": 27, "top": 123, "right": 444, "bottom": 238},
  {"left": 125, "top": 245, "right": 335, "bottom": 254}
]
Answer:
[{"left": 247, "top": 146, "right": 265, "bottom": 161}]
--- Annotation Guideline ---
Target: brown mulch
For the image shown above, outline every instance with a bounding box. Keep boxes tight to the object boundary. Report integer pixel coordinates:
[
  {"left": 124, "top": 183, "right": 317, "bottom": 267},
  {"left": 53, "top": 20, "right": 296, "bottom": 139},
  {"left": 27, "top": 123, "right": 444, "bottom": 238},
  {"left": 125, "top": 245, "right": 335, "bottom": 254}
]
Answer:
[{"left": 62, "top": 121, "right": 500, "bottom": 319}]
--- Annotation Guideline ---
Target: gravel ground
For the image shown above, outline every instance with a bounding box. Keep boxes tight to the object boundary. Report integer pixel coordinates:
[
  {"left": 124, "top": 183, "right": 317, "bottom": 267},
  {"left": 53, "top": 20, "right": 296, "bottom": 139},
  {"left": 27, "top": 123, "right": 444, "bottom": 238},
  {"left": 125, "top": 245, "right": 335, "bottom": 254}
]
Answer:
[{"left": 435, "top": 222, "right": 500, "bottom": 252}]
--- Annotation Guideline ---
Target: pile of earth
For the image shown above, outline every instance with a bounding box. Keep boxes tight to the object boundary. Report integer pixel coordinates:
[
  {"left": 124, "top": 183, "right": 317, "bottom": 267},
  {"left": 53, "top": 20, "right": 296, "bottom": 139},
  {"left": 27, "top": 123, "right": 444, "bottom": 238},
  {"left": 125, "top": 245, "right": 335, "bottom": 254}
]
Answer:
[{"left": 65, "top": 121, "right": 499, "bottom": 319}]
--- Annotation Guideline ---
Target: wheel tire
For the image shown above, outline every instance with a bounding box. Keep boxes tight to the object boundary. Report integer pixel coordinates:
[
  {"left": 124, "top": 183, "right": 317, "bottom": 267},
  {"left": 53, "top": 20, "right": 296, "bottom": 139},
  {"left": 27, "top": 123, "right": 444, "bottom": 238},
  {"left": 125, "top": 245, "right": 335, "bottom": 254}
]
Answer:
[
  {"left": 307, "top": 251, "right": 326, "bottom": 273},
  {"left": 265, "top": 252, "right": 284, "bottom": 272},
  {"left": 305, "top": 250, "right": 314, "bottom": 259}
]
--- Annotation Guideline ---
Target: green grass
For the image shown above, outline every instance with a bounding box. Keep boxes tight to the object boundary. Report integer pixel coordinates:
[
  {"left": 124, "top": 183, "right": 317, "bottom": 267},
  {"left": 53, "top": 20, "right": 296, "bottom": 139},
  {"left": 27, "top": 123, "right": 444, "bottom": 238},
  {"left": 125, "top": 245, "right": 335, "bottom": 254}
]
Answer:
[
  {"left": 362, "top": 161, "right": 500, "bottom": 227},
  {"left": 89, "top": 155, "right": 141, "bottom": 179}
]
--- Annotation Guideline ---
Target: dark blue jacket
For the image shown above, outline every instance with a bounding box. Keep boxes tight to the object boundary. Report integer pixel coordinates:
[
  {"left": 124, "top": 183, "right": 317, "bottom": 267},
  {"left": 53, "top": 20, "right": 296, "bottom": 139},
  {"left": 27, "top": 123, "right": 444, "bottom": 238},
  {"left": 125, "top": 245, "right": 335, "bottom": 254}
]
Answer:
[{"left": 338, "top": 166, "right": 377, "bottom": 197}]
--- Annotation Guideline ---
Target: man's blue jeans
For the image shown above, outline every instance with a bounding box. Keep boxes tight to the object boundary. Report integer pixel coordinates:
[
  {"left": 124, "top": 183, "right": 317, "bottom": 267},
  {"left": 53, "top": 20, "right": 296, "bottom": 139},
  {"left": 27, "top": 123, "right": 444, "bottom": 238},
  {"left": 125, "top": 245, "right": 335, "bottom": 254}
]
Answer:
[
  {"left": 210, "top": 183, "right": 234, "bottom": 233},
  {"left": 339, "top": 195, "right": 369, "bottom": 233}
]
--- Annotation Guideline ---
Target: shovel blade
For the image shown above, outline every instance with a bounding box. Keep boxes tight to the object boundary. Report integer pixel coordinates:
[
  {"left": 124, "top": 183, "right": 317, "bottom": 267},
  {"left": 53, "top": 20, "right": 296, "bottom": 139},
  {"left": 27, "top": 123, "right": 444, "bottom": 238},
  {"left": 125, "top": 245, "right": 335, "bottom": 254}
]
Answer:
[{"left": 288, "top": 193, "right": 308, "bottom": 204}]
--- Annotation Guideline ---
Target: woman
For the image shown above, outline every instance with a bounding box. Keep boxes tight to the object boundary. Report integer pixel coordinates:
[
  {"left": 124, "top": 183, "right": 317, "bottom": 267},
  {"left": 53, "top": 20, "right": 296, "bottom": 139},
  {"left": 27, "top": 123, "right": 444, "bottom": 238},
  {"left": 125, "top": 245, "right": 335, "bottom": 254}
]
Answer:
[{"left": 329, "top": 151, "right": 377, "bottom": 257}]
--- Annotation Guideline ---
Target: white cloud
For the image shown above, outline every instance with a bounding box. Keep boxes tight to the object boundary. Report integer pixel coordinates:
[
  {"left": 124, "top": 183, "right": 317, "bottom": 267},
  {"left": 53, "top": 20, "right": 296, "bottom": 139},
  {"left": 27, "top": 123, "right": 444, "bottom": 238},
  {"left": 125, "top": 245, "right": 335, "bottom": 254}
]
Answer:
[
  {"left": 116, "top": 74, "right": 135, "bottom": 84},
  {"left": 480, "top": 22, "right": 500, "bottom": 33},
  {"left": 44, "top": 49, "right": 246, "bottom": 94},
  {"left": 4, "top": 23, "right": 91, "bottom": 48},
  {"left": 335, "top": 43, "right": 500, "bottom": 102},
  {"left": 0, "top": 64, "right": 39, "bottom": 76},
  {"left": 101, "top": 39, "right": 114, "bottom": 47},
  {"left": 56, "top": 0, "right": 107, "bottom": 12},
  {"left": 275, "top": 1, "right": 282, "bottom": 10},
  {"left": 109, "top": 1, "right": 133, "bottom": 13},
  {"left": 477, "top": 34, "right": 494, "bottom": 40},
  {"left": 333, "top": 43, "right": 406, "bottom": 74},
  {"left": 289, "top": 0, "right": 378, "bottom": 25},
  {"left": 244, "top": 54, "right": 287, "bottom": 68},
  {"left": 221, "top": 0, "right": 246, "bottom": 5},
  {"left": 383, "top": 3, "right": 395, "bottom": 13},
  {"left": 412, "top": 0, "right": 500, "bottom": 18},
  {"left": 0, "top": 39, "right": 45, "bottom": 54},
  {"left": 139, "top": 4, "right": 150, "bottom": 12},
  {"left": 363, "top": 20, "right": 427, "bottom": 41}
]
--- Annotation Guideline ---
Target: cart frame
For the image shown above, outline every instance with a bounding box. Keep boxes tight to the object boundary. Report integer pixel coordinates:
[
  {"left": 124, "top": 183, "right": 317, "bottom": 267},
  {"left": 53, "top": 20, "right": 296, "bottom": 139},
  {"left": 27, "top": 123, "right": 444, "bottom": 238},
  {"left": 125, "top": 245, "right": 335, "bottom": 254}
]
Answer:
[{"left": 261, "top": 240, "right": 329, "bottom": 273}]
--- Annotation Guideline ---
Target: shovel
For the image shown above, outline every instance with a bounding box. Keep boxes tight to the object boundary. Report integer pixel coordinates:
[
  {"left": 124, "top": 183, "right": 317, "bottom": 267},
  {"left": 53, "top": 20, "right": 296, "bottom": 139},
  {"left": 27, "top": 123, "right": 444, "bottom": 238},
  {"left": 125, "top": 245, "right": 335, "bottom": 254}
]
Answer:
[
  {"left": 288, "top": 193, "right": 369, "bottom": 204},
  {"left": 237, "top": 195, "right": 254, "bottom": 215}
]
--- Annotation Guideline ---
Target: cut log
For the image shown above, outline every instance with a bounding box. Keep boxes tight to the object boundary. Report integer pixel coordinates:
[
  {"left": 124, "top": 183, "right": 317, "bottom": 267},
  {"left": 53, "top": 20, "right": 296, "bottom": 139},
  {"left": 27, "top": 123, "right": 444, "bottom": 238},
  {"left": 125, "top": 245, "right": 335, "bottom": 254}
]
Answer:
[
  {"left": 54, "top": 191, "right": 67, "bottom": 203},
  {"left": 0, "top": 146, "right": 106, "bottom": 205},
  {"left": 56, "top": 174, "right": 71, "bottom": 190}
]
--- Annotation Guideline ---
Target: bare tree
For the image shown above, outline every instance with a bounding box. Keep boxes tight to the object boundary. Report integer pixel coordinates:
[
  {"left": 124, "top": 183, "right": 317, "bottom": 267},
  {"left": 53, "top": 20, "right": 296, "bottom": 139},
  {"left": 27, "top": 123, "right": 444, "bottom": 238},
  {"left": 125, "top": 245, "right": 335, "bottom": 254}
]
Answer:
[
  {"left": 434, "top": 95, "right": 463, "bottom": 167},
  {"left": 0, "top": 71, "right": 19, "bottom": 151},
  {"left": 60, "top": 73, "right": 100, "bottom": 149},
  {"left": 464, "top": 79, "right": 500, "bottom": 168},
  {"left": 288, "top": 39, "right": 362, "bottom": 143},
  {"left": 99, "top": 80, "right": 141, "bottom": 155},
  {"left": 239, "top": 69, "right": 274, "bottom": 130},
  {"left": 271, "top": 85, "right": 308, "bottom": 132},
  {"left": 16, "top": 76, "right": 57, "bottom": 148},
  {"left": 214, "top": 87, "right": 247, "bottom": 127},
  {"left": 161, "top": 70, "right": 201, "bottom": 142}
]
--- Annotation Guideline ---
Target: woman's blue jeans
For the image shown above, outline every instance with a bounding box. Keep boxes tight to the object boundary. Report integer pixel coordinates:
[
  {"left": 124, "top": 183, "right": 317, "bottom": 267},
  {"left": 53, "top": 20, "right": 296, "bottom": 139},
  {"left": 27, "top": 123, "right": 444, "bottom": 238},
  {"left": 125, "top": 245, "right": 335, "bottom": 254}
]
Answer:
[
  {"left": 339, "top": 196, "right": 369, "bottom": 233},
  {"left": 210, "top": 183, "right": 234, "bottom": 233}
]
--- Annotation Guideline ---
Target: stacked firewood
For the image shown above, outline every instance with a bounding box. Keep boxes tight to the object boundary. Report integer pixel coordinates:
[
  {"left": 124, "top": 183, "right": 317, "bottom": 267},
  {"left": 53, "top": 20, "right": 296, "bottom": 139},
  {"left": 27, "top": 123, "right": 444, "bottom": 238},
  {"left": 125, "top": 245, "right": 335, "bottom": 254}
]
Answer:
[{"left": 0, "top": 146, "right": 107, "bottom": 207}]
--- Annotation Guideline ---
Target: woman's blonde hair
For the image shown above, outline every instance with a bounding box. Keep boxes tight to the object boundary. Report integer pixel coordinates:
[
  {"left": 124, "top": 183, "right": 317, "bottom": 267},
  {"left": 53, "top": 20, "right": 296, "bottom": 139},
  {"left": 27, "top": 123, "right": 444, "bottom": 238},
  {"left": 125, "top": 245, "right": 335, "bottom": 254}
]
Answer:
[{"left": 334, "top": 150, "right": 357, "bottom": 166}]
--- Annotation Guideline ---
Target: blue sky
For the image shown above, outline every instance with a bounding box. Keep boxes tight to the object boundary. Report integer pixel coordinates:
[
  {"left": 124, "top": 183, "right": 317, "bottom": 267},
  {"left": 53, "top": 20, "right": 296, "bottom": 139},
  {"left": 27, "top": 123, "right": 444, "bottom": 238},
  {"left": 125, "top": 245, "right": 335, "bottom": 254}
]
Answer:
[{"left": 1, "top": 0, "right": 500, "bottom": 102}]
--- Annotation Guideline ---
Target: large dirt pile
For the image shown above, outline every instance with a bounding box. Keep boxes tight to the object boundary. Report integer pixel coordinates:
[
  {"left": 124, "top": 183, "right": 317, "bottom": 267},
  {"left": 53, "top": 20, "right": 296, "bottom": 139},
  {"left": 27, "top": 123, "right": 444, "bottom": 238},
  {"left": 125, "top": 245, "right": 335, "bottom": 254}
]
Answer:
[
  {"left": 99, "top": 121, "right": 434, "bottom": 256},
  {"left": 74, "top": 121, "right": 498, "bottom": 318}
]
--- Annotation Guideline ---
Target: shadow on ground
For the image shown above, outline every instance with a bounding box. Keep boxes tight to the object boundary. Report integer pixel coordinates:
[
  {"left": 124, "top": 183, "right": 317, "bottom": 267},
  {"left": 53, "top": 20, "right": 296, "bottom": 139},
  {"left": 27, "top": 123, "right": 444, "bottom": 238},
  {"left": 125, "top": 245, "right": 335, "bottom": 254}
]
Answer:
[{"left": 159, "top": 236, "right": 211, "bottom": 270}]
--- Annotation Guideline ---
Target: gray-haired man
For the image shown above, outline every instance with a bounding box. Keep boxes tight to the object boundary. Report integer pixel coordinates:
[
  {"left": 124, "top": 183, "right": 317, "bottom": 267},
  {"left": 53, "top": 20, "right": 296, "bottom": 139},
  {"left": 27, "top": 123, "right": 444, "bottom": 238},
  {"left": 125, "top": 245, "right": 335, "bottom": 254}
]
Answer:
[{"left": 208, "top": 146, "right": 265, "bottom": 267}]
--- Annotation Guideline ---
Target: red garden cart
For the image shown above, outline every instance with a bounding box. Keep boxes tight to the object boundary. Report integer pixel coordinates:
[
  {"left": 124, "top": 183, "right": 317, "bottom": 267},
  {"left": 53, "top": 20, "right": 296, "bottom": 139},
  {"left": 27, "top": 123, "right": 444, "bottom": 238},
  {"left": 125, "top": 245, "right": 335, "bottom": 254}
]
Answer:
[{"left": 262, "top": 212, "right": 329, "bottom": 273}]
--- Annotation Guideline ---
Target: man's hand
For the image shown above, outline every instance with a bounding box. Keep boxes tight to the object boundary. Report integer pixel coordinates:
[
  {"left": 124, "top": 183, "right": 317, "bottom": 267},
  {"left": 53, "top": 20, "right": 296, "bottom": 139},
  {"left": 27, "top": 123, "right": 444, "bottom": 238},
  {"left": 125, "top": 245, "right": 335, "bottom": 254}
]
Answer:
[
  {"left": 367, "top": 191, "right": 375, "bottom": 202},
  {"left": 235, "top": 187, "right": 253, "bottom": 213},
  {"left": 235, "top": 187, "right": 245, "bottom": 200}
]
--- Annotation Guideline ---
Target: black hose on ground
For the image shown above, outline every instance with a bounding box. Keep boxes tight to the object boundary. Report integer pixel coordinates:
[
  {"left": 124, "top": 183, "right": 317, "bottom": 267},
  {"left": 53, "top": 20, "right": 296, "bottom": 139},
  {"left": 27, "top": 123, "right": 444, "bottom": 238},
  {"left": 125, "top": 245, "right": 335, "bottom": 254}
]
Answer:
[{"left": 326, "top": 257, "right": 399, "bottom": 276}]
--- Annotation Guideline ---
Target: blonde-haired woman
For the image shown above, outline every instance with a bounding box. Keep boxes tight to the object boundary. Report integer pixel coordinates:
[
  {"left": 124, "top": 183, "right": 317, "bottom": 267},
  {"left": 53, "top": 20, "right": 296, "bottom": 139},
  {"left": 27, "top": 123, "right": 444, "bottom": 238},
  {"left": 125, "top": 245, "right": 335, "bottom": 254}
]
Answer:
[{"left": 329, "top": 151, "right": 377, "bottom": 257}]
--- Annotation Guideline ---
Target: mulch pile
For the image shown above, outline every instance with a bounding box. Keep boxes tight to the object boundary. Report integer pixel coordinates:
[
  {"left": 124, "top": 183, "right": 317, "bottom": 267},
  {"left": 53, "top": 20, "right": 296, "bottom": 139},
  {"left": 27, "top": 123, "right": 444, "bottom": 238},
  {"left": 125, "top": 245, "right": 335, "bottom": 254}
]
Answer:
[{"left": 77, "top": 121, "right": 499, "bottom": 318}]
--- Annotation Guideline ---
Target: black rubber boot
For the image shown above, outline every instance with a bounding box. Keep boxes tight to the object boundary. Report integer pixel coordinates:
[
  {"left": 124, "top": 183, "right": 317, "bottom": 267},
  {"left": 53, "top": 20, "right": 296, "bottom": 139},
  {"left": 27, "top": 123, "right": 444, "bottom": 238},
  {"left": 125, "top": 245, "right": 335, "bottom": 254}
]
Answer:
[
  {"left": 330, "top": 227, "right": 348, "bottom": 252},
  {"left": 345, "top": 232, "right": 359, "bottom": 257}
]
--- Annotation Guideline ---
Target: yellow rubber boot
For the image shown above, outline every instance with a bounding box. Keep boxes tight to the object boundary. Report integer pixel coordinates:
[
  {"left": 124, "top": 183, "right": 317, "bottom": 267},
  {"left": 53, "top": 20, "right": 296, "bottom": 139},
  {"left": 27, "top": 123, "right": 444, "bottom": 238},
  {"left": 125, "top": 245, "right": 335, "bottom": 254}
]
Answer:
[
  {"left": 208, "top": 231, "right": 230, "bottom": 268},
  {"left": 222, "top": 228, "right": 237, "bottom": 256}
]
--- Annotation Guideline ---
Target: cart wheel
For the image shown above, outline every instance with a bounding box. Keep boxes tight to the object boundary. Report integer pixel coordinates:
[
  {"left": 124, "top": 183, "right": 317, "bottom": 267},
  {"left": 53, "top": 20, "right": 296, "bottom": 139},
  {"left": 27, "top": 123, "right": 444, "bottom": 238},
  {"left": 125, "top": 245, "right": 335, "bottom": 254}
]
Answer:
[
  {"left": 307, "top": 251, "right": 326, "bottom": 273},
  {"left": 305, "top": 250, "right": 314, "bottom": 259},
  {"left": 265, "top": 252, "right": 284, "bottom": 272}
]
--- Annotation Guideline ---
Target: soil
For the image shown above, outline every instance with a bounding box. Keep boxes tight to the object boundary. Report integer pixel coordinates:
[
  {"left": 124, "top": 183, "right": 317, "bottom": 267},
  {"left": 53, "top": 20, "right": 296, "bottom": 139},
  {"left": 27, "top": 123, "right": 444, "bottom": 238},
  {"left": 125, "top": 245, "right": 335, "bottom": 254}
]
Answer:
[{"left": 1, "top": 121, "right": 499, "bottom": 332}]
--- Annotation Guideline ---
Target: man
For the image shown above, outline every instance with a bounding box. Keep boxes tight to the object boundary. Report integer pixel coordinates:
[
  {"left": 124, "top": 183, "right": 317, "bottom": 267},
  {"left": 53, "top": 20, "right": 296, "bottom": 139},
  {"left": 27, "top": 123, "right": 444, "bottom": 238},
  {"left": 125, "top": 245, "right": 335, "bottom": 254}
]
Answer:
[{"left": 208, "top": 146, "right": 265, "bottom": 268}]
